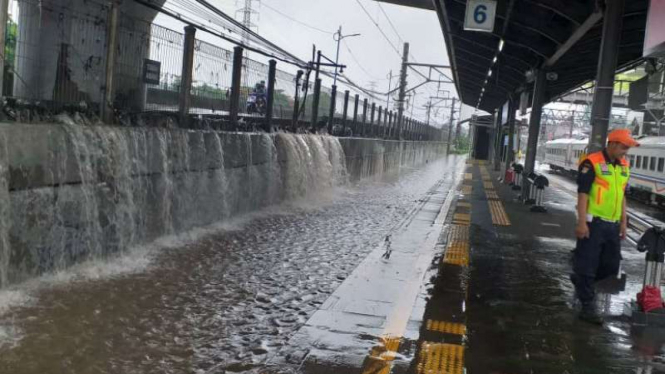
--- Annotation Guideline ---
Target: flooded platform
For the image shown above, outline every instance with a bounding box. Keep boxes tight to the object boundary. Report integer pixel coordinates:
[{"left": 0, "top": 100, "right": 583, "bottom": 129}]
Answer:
[{"left": 1, "top": 157, "right": 665, "bottom": 374}]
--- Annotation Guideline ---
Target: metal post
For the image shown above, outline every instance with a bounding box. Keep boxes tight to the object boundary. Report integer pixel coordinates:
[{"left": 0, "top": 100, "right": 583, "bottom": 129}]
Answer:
[
  {"left": 292, "top": 70, "right": 303, "bottom": 128},
  {"left": 493, "top": 107, "right": 504, "bottom": 171},
  {"left": 353, "top": 94, "right": 360, "bottom": 136},
  {"left": 370, "top": 103, "right": 376, "bottom": 137},
  {"left": 229, "top": 46, "right": 244, "bottom": 126},
  {"left": 311, "top": 78, "right": 322, "bottom": 132},
  {"left": 342, "top": 90, "right": 350, "bottom": 136},
  {"left": 362, "top": 98, "right": 368, "bottom": 136},
  {"left": 264, "top": 59, "right": 276, "bottom": 132},
  {"left": 179, "top": 25, "right": 196, "bottom": 126},
  {"left": 101, "top": 0, "right": 119, "bottom": 123},
  {"left": 524, "top": 70, "right": 547, "bottom": 175},
  {"left": 377, "top": 106, "right": 383, "bottom": 137},
  {"left": 397, "top": 43, "right": 410, "bottom": 139},
  {"left": 388, "top": 111, "right": 393, "bottom": 138},
  {"left": 588, "top": 0, "right": 625, "bottom": 153},
  {"left": 505, "top": 97, "right": 516, "bottom": 176},
  {"left": 446, "top": 97, "right": 456, "bottom": 154},
  {"left": 328, "top": 85, "right": 337, "bottom": 134}
]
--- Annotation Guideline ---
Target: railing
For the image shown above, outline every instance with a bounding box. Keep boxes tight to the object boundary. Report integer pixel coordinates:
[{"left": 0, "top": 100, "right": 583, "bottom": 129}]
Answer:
[{"left": 0, "top": 0, "right": 444, "bottom": 141}]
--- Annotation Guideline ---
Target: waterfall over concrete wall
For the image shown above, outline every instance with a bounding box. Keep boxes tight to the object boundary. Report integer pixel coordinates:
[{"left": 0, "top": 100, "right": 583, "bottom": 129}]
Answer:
[{"left": 0, "top": 123, "right": 446, "bottom": 287}]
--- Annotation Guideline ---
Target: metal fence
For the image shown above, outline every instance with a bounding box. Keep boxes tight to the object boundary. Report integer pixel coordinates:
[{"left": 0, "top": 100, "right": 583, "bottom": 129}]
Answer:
[{"left": 0, "top": 0, "right": 442, "bottom": 140}]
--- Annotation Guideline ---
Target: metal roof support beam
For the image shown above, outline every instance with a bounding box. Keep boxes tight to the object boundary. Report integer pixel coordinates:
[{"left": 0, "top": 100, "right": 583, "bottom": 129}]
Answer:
[
  {"left": 524, "top": 70, "right": 547, "bottom": 176},
  {"left": 544, "top": 11, "right": 603, "bottom": 68},
  {"left": 589, "top": 0, "right": 625, "bottom": 153}
]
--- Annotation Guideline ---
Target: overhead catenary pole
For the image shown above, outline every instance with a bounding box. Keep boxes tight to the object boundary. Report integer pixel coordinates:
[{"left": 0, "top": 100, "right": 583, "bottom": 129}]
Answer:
[
  {"left": 446, "top": 97, "right": 456, "bottom": 154},
  {"left": 588, "top": 0, "right": 625, "bottom": 153},
  {"left": 397, "top": 43, "right": 410, "bottom": 139}
]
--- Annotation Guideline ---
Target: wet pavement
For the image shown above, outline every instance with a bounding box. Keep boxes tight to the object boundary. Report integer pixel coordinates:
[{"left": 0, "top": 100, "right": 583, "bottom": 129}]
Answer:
[
  {"left": 2, "top": 157, "right": 665, "bottom": 374},
  {"left": 0, "top": 154, "right": 466, "bottom": 374}
]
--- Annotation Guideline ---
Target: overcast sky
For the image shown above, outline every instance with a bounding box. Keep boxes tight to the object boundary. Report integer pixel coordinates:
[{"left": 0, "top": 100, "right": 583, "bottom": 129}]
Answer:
[{"left": 155, "top": 0, "right": 477, "bottom": 125}]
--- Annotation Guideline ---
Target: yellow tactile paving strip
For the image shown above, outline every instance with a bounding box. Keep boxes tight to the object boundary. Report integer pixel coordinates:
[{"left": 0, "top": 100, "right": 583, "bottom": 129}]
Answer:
[
  {"left": 485, "top": 190, "right": 499, "bottom": 200},
  {"left": 456, "top": 202, "right": 471, "bottom": 209},
  {"left": 489, "top": 200, "right": 511, "bottom": 226},
  {"left": 417, "top": 342, "right": 465, "bottom": 374},
  {"left": 426, "top": 320, "right": 466, "bottom": 335},
  {"left": 361, "top": 336, "right": 401, "bottom": 374},
  {"left": 452, "top": 213, "right": 471, "bottom": 226},
  {"left": 483, "top": 181, "right": 495, "bottom": 190},
  {"left": 443, "top": 224, "right": 470, "bottom": 266},
  {"left": 461, "top": 185, "right": 472, "bottom": 195},
  {"left": 464, "top": 173, "right": 472, "bottom": 181}
]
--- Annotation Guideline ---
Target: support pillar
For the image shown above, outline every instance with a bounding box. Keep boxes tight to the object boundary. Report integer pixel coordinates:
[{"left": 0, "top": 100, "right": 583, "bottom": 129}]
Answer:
[
  {"left": 493, "top": 107, "right": 504, "bottom": 171},
  {"left": 229, "top": 46, "right": 244, "bottom": 126},
  {"left": 524, "top": 70, "right": 547, "bottom": 175},
  {"left": 505, "top": 97, "right": 517, "bottom": 176},
  {"left": 179, "top": 25, "right": 196, "bottom": 127},
  {"left": 264, "top": 59, "right": 276, "bottom": 132},
  {"left": 378, "top": 106, "right": 383, "bottom": 137},
  {"left": 589, "top": 0, "right": 625, "bottom": 152}
]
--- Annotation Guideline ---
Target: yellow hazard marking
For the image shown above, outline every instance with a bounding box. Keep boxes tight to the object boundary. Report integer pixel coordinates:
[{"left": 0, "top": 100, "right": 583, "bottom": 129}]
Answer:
[
  {"left": 477, "top": 160, "right": 486, "bottom": 165},
  {"left": 443, "top": 225, "right": 470, "bottom": 266},
  {"left": 426, "top": 320, "right": 467, "bottom": 335},
  {"left": 456, "top": 202, "right": 471, "bottom": 209},
  {"left": 417, "top": 342, "right": 464, "bottom": 374},
  {"left": 443, "top": 242, "right": 469, "bottom": 266},
  {"left": 464, "top": 173, "right": 472, "bottom": 181},
  {"left": 483, "top": 181, "right": 494, "bottom": 190},
  {"left": 452, "top": 213, "right": 471, "bottom": 226},
  {"left": 485, "top": 190, "right": 500, "bottom": 200},
  {"left": 361, "top": 335, "right": 401, "bottom": 374},
  {"left": 489, "top": 200, "right": 511, "bottom": 226},
  {"left": 461, "top": 185, "right": 472, "bottom": 195}
]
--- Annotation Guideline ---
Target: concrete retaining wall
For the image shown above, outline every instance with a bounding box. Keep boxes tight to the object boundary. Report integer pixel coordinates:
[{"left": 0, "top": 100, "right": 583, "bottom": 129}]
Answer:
[{"left": 0, "top": 123, "right": 446, "bottom": 287}]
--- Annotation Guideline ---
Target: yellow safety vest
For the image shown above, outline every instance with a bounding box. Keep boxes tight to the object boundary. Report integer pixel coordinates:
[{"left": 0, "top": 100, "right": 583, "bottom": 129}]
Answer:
[{"left": 585, "top": 151, "right": 630, "bottom": 222}]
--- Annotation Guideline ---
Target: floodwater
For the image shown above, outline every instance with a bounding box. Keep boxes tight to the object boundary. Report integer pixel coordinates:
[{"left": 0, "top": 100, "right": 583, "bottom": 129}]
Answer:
[{"left": 0, "top": 154, "right": 464, "bottom": 374}]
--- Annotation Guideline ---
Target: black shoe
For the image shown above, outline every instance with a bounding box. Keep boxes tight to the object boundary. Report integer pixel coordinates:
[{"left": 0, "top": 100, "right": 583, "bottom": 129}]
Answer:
[{"left": 579, "top": 306, "right": 604, "bottom": 325}]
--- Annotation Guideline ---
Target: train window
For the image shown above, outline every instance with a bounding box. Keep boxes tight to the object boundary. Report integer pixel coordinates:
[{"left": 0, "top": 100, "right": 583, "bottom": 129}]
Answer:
[
  {"left": 651, "top": 157, "right": 657, "bottom": 171},
  {"left": 637, "top": 156, "right": 642, "bottom": 168},
  {"left": 629, "top": 155, "right": 635, "bottom": 168},
  {"left": 659, "top": 158, "right": 664, "bottom": 173}
]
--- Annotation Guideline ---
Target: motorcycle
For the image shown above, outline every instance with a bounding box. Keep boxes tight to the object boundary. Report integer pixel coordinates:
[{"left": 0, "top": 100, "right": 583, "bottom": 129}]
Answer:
[{"left": 246, "top": 92, "right": 267, "bottom": 115}]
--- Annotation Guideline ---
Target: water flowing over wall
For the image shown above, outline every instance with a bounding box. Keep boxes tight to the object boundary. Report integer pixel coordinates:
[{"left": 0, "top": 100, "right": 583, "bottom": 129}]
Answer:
[{"left": 0, "top": 123, "right": 446, "bottom": 287}]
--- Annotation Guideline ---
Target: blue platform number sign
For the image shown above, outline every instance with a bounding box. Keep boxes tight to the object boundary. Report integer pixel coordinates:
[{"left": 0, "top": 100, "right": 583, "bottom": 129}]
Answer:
[{"left": 464, "top": 0, "right": 497, "bottom": 32}]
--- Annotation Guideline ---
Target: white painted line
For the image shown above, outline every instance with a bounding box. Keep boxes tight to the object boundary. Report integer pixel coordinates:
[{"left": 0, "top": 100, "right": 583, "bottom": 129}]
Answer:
[{"left": 541, "top": 222, "right": 561, "bottom": 227}]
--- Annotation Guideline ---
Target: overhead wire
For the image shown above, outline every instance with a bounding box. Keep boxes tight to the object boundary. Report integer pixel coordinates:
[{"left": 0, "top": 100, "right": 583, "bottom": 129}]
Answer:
[{"left": 261, "top": 2, "right": 334, "bottom": 35}]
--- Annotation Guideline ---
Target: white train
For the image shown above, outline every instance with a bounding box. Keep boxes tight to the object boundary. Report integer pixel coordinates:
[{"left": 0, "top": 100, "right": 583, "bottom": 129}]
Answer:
[{"left": 544, "top": 136, "right": 665, "bottom": 206}]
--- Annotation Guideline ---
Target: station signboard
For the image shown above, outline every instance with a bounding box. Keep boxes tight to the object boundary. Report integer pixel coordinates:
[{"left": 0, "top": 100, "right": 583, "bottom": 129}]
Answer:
[
  {"left": 464, "top": 0, "right": 497, "bottom": 33},
  {"left": 644, "top": 0, "right": 665, "bottom": 57}
]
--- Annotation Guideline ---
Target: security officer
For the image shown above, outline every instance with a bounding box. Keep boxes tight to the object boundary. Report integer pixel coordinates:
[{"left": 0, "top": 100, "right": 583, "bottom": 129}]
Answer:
[{"left": 571, "top": 128, "right": 639, "bottom": 324}]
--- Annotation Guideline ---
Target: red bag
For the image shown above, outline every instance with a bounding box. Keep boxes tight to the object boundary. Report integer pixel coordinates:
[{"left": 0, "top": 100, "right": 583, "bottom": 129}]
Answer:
[{"left": 637, "top": 286, "right": 665, "bottom": 313}]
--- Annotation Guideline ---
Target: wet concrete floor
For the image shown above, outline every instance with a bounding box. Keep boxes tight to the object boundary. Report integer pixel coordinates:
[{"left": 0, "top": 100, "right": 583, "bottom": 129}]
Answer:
[{"left": 2, "top": 157, "right": 665, "bottom": 374}]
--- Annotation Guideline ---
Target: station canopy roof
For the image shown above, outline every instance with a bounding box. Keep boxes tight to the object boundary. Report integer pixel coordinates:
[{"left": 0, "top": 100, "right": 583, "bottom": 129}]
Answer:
[{"left": 376, "top": 0, "right": 648, "bottom": 113}]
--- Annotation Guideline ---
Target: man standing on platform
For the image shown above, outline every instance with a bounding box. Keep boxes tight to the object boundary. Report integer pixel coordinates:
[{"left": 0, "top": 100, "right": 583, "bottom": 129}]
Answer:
[{"left": 572, "top": 129, "right": 640, "bottom": 325}]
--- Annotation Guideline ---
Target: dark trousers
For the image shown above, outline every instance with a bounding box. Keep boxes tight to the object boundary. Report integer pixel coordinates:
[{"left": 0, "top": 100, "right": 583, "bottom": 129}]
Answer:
[{"left": 571, "top": 219, "right": 621, "bottom": 304}]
